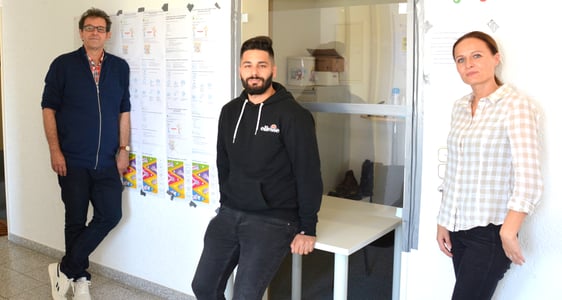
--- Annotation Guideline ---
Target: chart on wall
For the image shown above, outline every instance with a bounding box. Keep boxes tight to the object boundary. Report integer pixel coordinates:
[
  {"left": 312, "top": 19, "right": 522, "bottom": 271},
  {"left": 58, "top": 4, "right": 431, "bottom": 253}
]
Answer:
[{"left": 104, "top": 1, "right": 232, "bottom": 209}]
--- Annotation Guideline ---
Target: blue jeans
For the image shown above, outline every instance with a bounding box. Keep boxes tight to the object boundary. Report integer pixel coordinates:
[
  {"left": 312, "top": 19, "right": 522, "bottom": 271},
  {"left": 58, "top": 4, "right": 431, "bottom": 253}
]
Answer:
[
  {"left": 192, "top": 206, "right": 298, "bottom": 300},
  {"left": 450, "top": 224, "right": 512, "bottom": 300},
  {"left": 57, "top": 166, "right": 123, "bottom": 280}
]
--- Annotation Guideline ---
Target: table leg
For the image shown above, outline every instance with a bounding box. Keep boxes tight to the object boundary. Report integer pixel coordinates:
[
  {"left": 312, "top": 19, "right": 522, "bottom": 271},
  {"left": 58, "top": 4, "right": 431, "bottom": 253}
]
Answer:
[
  {"left": 333, "top": 254, "right": 349, "bottom": 300},
  {"left": 392, "top": 224, "right": 402, "bottom": 300},
  {"left": 291, "top": 253, "right": 302, "bottom": 300}
]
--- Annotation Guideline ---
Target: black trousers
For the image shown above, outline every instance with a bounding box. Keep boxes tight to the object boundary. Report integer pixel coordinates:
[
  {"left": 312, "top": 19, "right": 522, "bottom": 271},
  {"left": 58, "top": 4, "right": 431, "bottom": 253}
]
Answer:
[
  {"left": 58, "top": 166, "right": 123, "bottom": 280},
  {"left": 192, "top": 206, "right": 298, "bottom": 300},
  {"left": 450, "top": 224, "right": 512, "bottom": 300}
]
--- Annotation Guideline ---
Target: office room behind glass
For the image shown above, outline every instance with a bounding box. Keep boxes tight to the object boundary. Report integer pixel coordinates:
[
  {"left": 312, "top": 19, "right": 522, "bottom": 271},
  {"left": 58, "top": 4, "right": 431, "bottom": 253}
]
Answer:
[{"left": 270, "top": 0, "right": 408, "bottom": 208}]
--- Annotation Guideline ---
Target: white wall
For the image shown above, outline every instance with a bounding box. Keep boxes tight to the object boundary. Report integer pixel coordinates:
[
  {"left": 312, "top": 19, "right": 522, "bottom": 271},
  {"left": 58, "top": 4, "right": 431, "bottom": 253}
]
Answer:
[
  {"left": 1, "top": 0, "right": 224, "bottom": 296},
  {"left": 241, "top": 0, "right": 268, "bottom": 41},
  {"left": 402, "top": 0, "right": 562, "bottom": 299}
]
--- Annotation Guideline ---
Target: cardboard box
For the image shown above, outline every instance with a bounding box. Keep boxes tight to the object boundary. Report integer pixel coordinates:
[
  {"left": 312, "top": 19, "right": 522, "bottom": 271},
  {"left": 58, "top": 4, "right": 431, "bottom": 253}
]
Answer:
[
  {"left": 307, "top": 48, "right": 345, "bottom": 72},
  {"left": 315, "top": 71, "right": 339, "bottom": 86}
]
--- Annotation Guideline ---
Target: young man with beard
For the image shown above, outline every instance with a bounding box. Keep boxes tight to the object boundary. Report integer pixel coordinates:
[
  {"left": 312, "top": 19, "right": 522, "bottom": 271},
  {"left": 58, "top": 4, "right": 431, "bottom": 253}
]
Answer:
[{"left": 191, "top": 36, "right": 323, "bottom": 300}]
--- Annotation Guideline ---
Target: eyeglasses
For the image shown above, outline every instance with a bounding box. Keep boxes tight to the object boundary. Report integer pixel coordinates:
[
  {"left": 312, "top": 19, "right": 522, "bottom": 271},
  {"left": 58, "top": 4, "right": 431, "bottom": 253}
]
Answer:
[{"left": 82, "top": 25, "right": 107, "bottom": 33}]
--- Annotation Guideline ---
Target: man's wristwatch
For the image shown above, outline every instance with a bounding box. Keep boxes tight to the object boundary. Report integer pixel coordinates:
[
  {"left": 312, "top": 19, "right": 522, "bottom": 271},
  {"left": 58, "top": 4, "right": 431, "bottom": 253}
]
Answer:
[{"left": 119, "top": 145, "right": 131, "bottom": 152}]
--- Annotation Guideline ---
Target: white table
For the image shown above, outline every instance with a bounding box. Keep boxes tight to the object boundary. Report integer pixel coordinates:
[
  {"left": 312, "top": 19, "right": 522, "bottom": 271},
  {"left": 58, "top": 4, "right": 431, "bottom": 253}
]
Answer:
[{"left": 291, "top": 195, "right": 402, "bottom": 300}]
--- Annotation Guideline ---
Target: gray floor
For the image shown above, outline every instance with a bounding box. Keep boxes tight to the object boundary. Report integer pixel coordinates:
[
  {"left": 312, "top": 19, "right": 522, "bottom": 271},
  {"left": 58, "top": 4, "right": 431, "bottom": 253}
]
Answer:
[{"left": 0, "top": 236, "right": 165, "bottom": 300}]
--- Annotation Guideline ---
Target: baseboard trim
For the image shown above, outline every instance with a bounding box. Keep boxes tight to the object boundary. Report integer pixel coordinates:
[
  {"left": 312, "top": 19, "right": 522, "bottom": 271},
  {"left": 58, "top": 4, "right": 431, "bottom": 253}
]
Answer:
[{"left": 8, "top": 233, "right": 194, "bottom": 300}]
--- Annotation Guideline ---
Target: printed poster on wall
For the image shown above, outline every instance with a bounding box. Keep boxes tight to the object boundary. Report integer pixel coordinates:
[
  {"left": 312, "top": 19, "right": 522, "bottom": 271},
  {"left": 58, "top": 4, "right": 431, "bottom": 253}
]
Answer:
[
  {"left": 104, "top": 1, "right": 231, "bottom": 209},
  {"left": 168, "top": 159, "right": 186, "bottom": 199},
  {"left": 123, "top": 153, "right": 137, "bottom": 188},
  {"left": 142, "top": 155, "right": 158, "bottom": 194},
  {"left": 192, "top": 162, "right": 210, "bottom": 204}
]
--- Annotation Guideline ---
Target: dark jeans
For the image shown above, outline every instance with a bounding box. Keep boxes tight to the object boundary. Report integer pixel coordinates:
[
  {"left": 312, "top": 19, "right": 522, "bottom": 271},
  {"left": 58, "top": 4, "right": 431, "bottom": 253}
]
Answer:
[
  {"left": 192, "top": 206, "right": 298, "bottom": 300},
  {"left": 58, "top": 166, "right": 123, "bottom": 280},
  {"left": 450, "top": 224, "right": 512, "bottom": 300}
]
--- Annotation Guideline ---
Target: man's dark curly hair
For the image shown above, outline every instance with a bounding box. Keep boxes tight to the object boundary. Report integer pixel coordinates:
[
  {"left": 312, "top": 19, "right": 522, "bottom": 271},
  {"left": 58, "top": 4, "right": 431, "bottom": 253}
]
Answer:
[
  {"left": 79, "top": 8, "right": 112, "bottom": 32},
  {"left": 240, "top": 36, "right": 274, "bottom": 60}
]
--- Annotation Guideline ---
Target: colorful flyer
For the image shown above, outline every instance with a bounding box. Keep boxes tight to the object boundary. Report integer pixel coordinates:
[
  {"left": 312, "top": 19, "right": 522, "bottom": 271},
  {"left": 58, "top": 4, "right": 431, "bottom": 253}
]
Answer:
[
  {"left": 123, "top": 153, "right": 137, "bottom": 188},
  {"left": 142, "top": 155, "right": 158, "bottom": 193},
  {"left": 192, "top": 162, "right": 209, "bottom": 203},
  {"left": 168, "top": 159, "right": 185, "bottom": 199}
]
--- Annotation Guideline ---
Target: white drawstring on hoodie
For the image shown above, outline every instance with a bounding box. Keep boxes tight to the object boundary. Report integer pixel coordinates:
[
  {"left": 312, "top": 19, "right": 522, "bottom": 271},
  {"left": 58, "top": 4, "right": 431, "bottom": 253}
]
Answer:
[
  {"left": 255, "top": 103, "right": 263, "bottom": 135},
  {"left": 232, "top": 100, "right": 264, "bottom": 143}
]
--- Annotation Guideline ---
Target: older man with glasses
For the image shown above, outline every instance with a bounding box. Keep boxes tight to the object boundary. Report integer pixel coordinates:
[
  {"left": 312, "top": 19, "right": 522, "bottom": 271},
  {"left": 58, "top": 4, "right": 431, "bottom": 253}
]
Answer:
[{"left": 42, "top": 7, "right": 131, "bottom": 300}]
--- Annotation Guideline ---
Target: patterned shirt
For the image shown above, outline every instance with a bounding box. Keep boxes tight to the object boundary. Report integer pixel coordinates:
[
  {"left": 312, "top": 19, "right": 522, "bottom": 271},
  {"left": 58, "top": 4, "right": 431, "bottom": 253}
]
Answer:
[
  {"left": 438, "top": 84, "right": 543, "bottom": 231},
  {"left": 87, "top": 52, "right": 104, "bottom": 84}
]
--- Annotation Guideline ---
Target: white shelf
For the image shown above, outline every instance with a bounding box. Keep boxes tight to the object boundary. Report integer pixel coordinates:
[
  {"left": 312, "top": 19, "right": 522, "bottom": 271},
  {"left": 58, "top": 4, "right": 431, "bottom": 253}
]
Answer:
[{"left": 300, "top": 102, "right": 408, "bottom": 118}]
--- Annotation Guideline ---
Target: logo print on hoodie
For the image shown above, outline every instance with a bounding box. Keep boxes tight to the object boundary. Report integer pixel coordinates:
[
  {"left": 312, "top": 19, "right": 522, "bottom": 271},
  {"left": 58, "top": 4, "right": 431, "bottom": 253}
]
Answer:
[{"left": 260, "top": 124, "right": 280, "bottom": 134}]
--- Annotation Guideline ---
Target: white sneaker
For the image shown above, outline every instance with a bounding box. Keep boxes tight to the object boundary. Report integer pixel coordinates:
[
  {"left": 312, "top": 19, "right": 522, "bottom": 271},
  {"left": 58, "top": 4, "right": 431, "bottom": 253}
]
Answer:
[
  {"left": 48, "top": 263, "right": 71, "bottom": 300},
  {"left": 71, "top": 277, "right": 91, "bottom": 300}
]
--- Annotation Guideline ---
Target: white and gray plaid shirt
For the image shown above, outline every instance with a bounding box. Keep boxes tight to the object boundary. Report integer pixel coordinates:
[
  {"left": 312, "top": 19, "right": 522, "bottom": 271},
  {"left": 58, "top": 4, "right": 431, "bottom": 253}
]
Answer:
[{"left": 438, "top": 84, "right": 543, "bottom": 232}]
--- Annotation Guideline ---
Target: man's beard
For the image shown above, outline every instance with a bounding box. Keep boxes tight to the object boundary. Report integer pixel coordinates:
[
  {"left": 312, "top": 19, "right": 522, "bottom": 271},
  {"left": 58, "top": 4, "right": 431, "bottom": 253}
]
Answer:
[{"left": 241, "top": 74, "right": 273, "bottom": 95}]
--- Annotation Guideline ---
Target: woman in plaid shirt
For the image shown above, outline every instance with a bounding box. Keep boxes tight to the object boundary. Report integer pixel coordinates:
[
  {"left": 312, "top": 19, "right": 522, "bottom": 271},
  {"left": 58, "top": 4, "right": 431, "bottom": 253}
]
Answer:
[{"left": 436, "top": 31, "right": 543, "bottom": 300}]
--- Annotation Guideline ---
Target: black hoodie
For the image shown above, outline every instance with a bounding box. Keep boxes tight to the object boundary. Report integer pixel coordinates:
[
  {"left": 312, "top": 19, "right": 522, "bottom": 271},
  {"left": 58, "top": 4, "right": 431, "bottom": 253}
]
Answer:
[{"left": 216, "top": 82, "right": 323, "bottom": 235}]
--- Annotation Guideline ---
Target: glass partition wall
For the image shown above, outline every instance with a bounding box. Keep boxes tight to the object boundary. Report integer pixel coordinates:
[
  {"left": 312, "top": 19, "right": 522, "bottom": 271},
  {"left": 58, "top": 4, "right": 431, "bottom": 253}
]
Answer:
[{"left": 270, "top": 0, "right": 409, "bottom": 208}]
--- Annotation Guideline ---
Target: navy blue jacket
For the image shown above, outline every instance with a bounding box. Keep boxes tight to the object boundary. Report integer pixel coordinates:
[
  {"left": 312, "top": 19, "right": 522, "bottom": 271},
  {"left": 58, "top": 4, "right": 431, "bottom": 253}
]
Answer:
[
  {"left": 217, "top": 82, "right": 323, "bottom": 235},
  {"left": 42, "top": 47, "right": 130, "bottom": 169}
]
